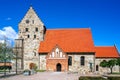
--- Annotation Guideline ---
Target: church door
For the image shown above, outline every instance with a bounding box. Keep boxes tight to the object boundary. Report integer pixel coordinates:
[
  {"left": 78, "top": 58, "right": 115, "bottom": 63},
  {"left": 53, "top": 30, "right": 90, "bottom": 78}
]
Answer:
[{"left": 56, "top": 63, "right": 61, "bottom": 71}]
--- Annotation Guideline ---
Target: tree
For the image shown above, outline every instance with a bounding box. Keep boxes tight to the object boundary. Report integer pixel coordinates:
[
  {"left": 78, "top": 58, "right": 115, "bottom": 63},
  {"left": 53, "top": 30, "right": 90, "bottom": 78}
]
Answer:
[
  {"left": 100, "top": 59, "right": 116, "bottom": 74},
  {"left": 100, "top": 60, "right": 108, "bottom": 74},
  {"left": 100, "top": 60, "right": 108, "bottom": 68},
  {"left": 107, "top": 59, "right": 116, "bottom": 74},
  {"left": 0, "top": 42, "right": 13, "bottom": 62},
  {"left": 0, "top": 43, "right": 5, "bottom": 61},
  {"left": 116, "top": 58, "right": 120, "bottom": 72},
  {"left": 0, "top": 40, "right": 14, "bottom": 76}
]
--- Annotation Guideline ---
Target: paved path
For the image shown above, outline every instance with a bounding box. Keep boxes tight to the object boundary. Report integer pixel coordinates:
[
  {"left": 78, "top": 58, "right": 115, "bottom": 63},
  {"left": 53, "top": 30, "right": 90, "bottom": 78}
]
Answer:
[{"left": 0, "top": 72, "right": 79, "bottom": 80}]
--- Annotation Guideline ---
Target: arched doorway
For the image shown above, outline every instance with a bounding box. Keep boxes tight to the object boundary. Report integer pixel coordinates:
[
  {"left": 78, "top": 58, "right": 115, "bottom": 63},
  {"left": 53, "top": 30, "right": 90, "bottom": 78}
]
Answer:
[
  {"left": 56, "top": 63, "right": 61, "bottom": 71},
  {"left": 29, "top": 63, "right": 35, "bottom": 69}
]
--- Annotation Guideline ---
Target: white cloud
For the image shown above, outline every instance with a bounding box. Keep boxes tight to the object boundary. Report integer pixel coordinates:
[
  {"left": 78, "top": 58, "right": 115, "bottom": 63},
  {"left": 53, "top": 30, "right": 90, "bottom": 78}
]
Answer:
[
  {"left": 0, "top": 40, "right": 4, "bottom": 43},
  {"left": 5, "top": 17, "right": 12, "bottom": 21},
  {"left": 0, "top": 26, "right": 18, "bottom": 41}
]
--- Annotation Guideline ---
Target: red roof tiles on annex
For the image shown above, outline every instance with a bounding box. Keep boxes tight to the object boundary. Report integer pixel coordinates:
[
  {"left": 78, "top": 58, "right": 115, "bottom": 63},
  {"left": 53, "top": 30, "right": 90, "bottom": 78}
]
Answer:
[
  {"left": 95, "top": 46, "right": 119, "bottom": 58},
  {"left": 38, "top": 28, "right": 95, "bottom": 53}
]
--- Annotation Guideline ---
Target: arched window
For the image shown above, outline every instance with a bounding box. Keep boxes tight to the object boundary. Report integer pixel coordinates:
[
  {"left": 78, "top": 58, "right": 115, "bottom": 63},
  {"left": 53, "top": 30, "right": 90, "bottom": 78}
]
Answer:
[
  {"left": 32, "top": 20, "right": 34, "bottom": 24},
  {"left": 81, "top": 56, "right": 85, "bottom": 66},
  {"left": 27, "top": 35, "right": 30, "bottom": 38},
  {"left": 35, "top": 27, "right": 38, "bottom": 32},
  {"left": 60, "top": 52, "right": 62, "bottom": 57},
  {"left": 96, "top": 65, "right": 99, "bottom": 71},
  {"left": 52, "top": 52, "right": 54, "bottom": 57},
  {"left": 68, "top": 56, "right": 72, "bottom": 66},
  {"left": 26, "top": 28, "right": 28, "bottom": 32},
  {"left": 34, "top": 35, "right": 36, "bottom": 38},
  {"left": 34, "top": 52, "right": 36, "bottom": 56}
]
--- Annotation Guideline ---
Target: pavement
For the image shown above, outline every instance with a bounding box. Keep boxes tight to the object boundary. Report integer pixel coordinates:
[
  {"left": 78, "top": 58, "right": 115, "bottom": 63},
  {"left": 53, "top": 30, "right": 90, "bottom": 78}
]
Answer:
[{"left": 0, "top": 72, "right": 79, "bottom": 80}]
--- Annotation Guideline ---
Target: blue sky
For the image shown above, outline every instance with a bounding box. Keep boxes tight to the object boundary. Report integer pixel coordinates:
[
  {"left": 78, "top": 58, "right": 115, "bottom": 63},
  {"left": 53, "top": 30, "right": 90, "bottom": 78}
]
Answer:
[{"left": 0, "top": 0, "right": 120, "bottom": 52}]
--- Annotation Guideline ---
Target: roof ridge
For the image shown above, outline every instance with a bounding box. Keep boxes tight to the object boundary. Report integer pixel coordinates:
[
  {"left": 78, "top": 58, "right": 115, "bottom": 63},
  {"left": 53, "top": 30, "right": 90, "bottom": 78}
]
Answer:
[
  {"left": 47, "top": 28, "right": 90, "bottom": 30},
  {"left": 95, "top": 46, "right": 114, "bottom": 47}
]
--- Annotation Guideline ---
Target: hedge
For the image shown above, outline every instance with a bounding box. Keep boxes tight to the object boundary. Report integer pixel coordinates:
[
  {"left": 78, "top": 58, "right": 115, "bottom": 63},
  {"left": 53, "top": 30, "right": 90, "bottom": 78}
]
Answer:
[
  {"left": 79, "top": 76, "right": 120, "bottom": 80},
  {"left": 0, "top": 66, "right": 12, "bottom": 70}
]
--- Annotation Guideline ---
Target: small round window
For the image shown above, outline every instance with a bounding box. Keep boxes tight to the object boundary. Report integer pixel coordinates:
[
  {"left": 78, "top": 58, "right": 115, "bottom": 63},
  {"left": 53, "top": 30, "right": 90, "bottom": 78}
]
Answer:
[{"left": 26, "top": 19, "right": 29, "bottom": 24}]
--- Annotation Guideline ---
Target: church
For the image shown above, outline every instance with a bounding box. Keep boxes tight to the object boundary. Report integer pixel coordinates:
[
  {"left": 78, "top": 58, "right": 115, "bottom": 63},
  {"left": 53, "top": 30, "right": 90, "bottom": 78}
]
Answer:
[{"left": 15, "top": 6, "right": 119, "bottom": 74}]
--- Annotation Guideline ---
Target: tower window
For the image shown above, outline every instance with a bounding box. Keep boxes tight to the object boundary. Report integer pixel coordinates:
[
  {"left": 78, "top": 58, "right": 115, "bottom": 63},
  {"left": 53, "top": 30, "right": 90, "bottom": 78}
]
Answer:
[
  {"left": 26, "top": 19, "right": 29, "bottom": 24},
  {"left": 34, "top": 52, "right": 36, "bottom": 56},
  {"left": 27, "top": 35, "right": 30, "bottom": 38},
  {"left": 34, "top": 35, "right": 36, "bottom": 38},
  {"left": 35, "top": 28, "right": 38, "bottom": 32},
  {"left": 32, "top": 20, "right": 34, "bottom": 24},
  {"left": 68, "top": 56, "right": 72, "bottom": 66},
  {"left": 26, "top": 28, "right": 28, "bottom": 32},
  {"left": 81, "top": 56, "right": 85, "bottom": 66}
]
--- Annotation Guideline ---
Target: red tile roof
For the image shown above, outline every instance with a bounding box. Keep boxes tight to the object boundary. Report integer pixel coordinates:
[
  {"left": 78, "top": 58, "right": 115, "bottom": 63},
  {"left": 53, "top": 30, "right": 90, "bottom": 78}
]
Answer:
[
  {"left": 95, "top": 46, "right": 119, "bottom": 58},
  {"left": 38, "top": 28, "right": 95, "bottom": 53}
]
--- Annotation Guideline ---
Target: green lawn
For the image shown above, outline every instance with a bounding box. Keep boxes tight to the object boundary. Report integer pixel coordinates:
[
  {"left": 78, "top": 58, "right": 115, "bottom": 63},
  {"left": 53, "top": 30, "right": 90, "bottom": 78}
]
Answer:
[{"left": 110, "top": 72, "right": 120, "bottom": 74}]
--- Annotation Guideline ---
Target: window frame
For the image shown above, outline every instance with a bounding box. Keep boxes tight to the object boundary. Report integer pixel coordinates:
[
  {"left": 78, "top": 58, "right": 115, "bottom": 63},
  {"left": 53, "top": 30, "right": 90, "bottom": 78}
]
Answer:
[
  {"left": 34, "top": 35, "right": 36, "bottom": 39},
  {"left": 26, "top": 28, "right": 28, "bottom": 32},
  {"left": 68, "top": 56, "right": 72, "bottom": 66},
  {"left": 35, "top": 27, "right": 38, "bottom": 32},
  {"left": 96, "top": 65, "right": 99, "bottom": 71},
  {"left": 80, "top": 56, "right": 85, "bottom": 66},
  {"left": 27, "top": 35, "right": 30, "bottom": 38}
]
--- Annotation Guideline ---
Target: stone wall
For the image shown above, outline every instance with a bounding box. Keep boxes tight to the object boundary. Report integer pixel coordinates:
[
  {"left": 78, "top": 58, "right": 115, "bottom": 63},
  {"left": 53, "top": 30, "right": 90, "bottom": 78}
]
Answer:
[
  {"left": 68, "top": 53, "right": 95, "bottom": 73},
  {"left": 39, "top": 54, "right": 47, "bottom": 70},
  {"left": 95, "top": 58, "right": 119, "bottom": 74},
  {"left": 18, "top": 7, "right": 45, "bottom": 70}
]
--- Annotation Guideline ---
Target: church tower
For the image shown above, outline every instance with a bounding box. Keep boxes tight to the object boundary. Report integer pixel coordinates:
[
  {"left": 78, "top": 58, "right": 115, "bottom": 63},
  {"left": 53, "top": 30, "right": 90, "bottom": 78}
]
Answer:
[{"left": 18, "top": 6, "right": 46, "bottom": 69}]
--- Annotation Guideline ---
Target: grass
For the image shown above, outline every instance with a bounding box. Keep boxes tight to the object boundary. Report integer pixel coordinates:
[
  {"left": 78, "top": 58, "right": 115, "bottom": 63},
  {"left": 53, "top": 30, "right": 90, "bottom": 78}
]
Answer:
[
  {"left": 36, "top": 70, "right": 46, "bottom": 72},
  {"left": 110, "top": 72, "right": 120, "bottom": 74}
]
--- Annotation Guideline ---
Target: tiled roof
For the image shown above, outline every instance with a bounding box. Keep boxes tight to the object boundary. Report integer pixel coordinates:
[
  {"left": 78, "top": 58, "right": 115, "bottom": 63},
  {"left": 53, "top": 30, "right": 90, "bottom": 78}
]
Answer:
[
  {"left": 95, "top": 46, "right": 119, "bottom": 58},
  {"left": 38, "top": 28, "right": 95, "bottom": 53}
]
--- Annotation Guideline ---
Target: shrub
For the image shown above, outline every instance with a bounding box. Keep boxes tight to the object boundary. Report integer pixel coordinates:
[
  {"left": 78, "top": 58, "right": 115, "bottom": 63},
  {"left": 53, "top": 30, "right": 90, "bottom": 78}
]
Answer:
[
  {"left": 0, "top": 66, "right": 11, "bottom": 70},
  {"left": 23, "top": 69, "right": 30, "bottom": 72},
  {"left": 36, "top": 70, "right": 46, "bottom": 72}
]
